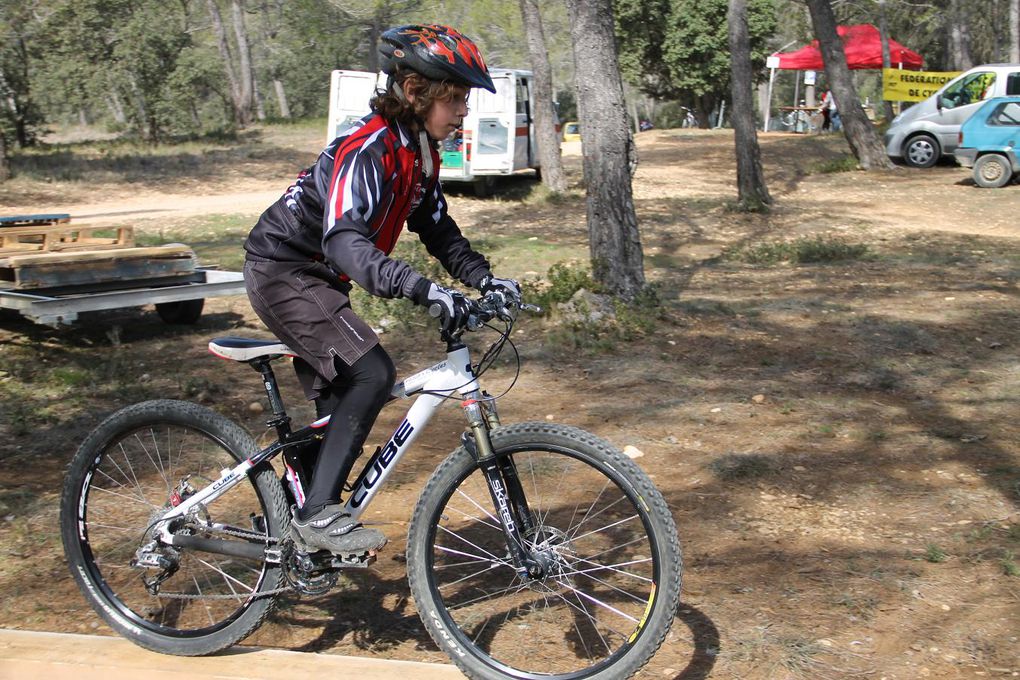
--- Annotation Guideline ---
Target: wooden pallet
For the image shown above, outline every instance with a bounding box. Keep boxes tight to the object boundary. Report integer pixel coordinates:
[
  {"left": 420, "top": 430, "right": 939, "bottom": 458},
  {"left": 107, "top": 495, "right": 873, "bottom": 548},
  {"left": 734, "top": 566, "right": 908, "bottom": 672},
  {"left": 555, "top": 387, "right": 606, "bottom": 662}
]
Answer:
[
  {"left": 0, "top": 244, "right": 197, "bottom": 290},
  {"left": 0, "top": 213, "right": 71, "bottom": 228},
  {"left": 0, "top": 223, "right": 135, "bottom": 256}
]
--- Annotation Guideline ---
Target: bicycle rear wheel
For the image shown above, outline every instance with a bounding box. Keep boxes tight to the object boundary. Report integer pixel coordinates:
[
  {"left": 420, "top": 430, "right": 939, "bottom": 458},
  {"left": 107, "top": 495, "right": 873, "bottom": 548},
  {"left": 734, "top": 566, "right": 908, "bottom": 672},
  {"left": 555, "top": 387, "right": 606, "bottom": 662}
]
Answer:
[
  {"left": 407, "top": 422, "right": 682, "bottom": 680},
  {"left": 59, "top": 400, "right": 289, "bottom": 655}
]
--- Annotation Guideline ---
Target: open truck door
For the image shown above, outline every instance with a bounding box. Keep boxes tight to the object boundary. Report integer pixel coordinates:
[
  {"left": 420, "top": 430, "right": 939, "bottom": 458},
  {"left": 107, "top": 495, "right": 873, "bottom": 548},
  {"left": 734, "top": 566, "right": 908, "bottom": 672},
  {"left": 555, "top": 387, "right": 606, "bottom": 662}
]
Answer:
[{"left": 326, "top": 70, "right": 386, "bottom": 145}]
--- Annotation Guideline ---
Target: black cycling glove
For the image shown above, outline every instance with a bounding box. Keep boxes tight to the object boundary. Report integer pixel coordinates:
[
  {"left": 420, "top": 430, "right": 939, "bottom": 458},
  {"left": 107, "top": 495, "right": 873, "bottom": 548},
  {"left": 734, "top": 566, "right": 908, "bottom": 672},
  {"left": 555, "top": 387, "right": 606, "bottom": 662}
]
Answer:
[
  {"left": 412, "top": 279, "right": 470, "bottom": 334},
  {"left": 479, "top": 273, "right": 522, "bottom": 304}
]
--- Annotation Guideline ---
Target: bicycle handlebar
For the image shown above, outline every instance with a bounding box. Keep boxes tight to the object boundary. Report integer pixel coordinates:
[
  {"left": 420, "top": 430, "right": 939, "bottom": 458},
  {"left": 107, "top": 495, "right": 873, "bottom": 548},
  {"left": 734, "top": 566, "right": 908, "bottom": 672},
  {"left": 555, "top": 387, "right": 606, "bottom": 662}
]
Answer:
[{"left": 427, "top": 291, "right": 541, "bottom": 336}]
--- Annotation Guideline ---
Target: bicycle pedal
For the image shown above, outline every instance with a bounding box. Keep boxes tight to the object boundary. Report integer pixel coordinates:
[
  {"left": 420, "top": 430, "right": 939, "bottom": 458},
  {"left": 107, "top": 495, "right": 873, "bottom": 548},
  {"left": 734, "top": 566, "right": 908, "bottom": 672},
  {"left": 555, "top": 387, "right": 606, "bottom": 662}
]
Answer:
[{"left": 328, "top": 550, "right": 377, "bottom": 569}]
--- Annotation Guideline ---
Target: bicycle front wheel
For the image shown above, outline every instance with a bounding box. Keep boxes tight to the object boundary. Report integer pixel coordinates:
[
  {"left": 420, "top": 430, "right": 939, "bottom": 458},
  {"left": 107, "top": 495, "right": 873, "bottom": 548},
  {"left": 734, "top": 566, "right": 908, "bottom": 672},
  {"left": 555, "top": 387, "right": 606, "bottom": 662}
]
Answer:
[
  {"left": 59, "top": 400, "right": 289, "bottom": 655},
  {"left": 407, "top": 423, "right": 682, "bottom": 680}
]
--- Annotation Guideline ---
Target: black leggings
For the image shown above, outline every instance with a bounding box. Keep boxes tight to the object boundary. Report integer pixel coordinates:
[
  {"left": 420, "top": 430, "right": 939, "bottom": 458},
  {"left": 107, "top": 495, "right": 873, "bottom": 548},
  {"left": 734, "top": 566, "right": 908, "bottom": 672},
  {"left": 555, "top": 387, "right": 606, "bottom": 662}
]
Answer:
[{"left": 300, "top": 344, "right": 396, "bottom": 518}]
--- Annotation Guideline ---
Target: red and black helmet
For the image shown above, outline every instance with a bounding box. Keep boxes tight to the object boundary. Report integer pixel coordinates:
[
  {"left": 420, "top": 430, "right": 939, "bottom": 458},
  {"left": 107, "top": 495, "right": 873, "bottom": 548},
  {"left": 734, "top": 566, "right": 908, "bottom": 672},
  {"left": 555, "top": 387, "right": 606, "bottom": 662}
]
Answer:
[{"left": 379, "top": 24, "right": 495, "bottom": 93}]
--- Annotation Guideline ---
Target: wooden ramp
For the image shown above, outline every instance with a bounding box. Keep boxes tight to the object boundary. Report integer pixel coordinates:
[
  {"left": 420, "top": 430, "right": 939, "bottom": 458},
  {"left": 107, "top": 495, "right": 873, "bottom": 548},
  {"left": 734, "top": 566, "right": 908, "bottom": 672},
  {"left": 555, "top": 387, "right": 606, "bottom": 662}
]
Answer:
[{"left": 0, "top": 629, "right": 464, "bottom": 680}]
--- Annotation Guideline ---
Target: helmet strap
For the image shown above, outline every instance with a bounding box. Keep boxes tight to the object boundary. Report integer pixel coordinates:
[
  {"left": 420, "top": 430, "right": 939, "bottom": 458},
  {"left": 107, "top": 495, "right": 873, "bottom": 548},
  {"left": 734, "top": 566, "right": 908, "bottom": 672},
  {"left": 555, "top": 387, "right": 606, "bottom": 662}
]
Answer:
[
  {"left": 390, "top": 77, "right": 408, "bottom": 103},
  {"left": 419, "top": 129, "right": 433, "bottom": 179},
  {"left": 388, "top": 74, "right": 433, "bottom": 178}
]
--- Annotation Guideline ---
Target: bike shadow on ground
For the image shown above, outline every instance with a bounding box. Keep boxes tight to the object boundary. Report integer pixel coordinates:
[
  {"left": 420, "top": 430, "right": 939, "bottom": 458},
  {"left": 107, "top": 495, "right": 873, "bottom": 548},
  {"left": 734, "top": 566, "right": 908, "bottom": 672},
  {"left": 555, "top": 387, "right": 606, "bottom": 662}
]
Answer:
[
  {"left": 268, "top": 569, "right": 439, "bottom": 655},
  {"left": 267, "top": 569, "right": 720, "bottom": 678},
  {"left": 671, "top": 604, "right": 720, "bottom": 679}
]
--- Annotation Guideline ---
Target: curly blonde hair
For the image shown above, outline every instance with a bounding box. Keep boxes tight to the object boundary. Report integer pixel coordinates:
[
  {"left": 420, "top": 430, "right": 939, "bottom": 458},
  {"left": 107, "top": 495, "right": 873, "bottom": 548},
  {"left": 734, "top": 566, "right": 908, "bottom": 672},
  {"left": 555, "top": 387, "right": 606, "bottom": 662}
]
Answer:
[{"left": 370, "top": 70, "right": 467, "bottom": 129}]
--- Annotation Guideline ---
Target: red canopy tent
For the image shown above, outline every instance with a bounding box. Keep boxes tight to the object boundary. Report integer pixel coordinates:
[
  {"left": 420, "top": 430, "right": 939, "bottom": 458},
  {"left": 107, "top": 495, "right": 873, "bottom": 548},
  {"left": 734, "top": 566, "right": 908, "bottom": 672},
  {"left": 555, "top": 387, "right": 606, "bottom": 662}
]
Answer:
[
  {"left": 774, "top": 23, "right": 923, "bottom": 70},
  {"left": 763, "top": 24, "right": 923, "bottom": 131}
]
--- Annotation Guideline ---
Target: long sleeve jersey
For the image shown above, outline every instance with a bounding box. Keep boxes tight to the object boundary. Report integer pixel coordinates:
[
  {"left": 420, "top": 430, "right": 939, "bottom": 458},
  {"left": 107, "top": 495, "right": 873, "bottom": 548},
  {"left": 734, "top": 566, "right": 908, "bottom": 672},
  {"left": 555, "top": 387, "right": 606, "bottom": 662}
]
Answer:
[{"left": 244, "top": 113, "right": 490, "bottom": 299}]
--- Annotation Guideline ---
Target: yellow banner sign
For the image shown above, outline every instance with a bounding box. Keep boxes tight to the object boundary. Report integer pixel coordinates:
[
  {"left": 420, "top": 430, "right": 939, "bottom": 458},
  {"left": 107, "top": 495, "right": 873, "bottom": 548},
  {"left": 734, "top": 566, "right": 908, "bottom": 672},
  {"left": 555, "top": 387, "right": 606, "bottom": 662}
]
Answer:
[{"left": 883, "top": 68, "right": 962, "bottom": 102}]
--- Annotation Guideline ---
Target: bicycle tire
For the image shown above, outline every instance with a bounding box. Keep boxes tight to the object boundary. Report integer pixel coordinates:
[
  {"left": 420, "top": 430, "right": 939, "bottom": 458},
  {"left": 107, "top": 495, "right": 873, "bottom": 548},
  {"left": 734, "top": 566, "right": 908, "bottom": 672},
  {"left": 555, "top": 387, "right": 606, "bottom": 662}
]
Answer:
[
  {"left": 60, "top": 399, "right": 289, "bottom": 655},
  {"left": 406, "top": 422, "right": 682, "bottom": 680}
]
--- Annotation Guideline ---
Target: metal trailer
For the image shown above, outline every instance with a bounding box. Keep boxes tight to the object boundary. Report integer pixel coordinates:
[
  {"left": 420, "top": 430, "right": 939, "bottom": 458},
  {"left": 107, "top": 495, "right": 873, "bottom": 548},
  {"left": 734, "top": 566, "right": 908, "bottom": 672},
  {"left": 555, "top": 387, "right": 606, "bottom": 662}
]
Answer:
[{"left": 0, "top": 268, "right": 246, "bottom": 327}]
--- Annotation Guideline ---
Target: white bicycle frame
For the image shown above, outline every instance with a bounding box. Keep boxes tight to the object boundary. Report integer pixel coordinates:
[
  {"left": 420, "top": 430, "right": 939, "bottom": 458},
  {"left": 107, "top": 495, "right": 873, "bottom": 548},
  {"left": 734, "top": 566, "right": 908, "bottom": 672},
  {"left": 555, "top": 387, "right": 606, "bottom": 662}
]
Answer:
[{"left": 157, "top": 345, "right": 481, "bottom": 546}]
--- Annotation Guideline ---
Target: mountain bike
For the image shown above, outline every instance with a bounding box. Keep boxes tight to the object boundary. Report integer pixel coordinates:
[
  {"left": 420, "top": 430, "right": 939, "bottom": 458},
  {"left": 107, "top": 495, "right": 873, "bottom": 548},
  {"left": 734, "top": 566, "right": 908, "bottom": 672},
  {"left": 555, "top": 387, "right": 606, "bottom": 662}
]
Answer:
[{"left": 59, "top": 291, "right": 683, "bottom": 679}]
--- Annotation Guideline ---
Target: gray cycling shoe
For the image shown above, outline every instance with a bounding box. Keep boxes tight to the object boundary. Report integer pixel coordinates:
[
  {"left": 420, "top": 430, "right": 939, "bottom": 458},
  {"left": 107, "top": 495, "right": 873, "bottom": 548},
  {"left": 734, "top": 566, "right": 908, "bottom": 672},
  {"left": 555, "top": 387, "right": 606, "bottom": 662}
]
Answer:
[{"left": 290, "top": 504, "right": 387, "bottom": 554}]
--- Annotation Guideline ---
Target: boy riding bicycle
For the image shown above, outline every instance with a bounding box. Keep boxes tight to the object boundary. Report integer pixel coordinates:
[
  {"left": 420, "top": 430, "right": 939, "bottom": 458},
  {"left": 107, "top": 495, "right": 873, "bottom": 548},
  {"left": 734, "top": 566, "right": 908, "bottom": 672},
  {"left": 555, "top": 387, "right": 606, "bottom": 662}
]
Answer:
[{"left": 243, "top": 24, "right": 520, "bottom": 555}]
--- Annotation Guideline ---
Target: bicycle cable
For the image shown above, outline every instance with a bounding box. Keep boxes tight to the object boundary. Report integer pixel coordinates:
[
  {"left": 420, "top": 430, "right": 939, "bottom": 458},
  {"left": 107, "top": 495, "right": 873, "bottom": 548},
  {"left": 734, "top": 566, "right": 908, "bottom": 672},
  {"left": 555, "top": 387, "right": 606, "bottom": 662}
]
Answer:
[{"left": 417, "top": 311, "right": 521, "bottom": 404}]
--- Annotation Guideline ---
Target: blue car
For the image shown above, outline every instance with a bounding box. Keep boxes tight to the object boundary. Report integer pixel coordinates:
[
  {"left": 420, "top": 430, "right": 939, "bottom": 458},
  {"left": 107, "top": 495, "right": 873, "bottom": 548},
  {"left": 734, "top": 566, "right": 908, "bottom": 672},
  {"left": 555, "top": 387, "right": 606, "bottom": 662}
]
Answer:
[{"left": 954, "top": 96, "right": 1020, "bottom": 187}]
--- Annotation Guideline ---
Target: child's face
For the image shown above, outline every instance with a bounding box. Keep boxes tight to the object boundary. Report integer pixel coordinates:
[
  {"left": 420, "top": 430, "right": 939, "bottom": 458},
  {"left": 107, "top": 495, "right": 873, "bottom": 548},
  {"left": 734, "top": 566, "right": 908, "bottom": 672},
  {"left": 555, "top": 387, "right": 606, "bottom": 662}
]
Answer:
[{"left": 422, "top": 87, "right": 469, "bottom": 140}]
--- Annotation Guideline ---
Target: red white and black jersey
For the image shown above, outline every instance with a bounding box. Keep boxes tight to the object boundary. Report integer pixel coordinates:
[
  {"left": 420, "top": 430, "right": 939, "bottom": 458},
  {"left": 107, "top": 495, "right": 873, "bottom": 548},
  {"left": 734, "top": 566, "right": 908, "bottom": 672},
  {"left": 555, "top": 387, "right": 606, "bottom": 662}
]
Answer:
[{"left": 245, "top": 113, "right": 489, "bottom": 299}]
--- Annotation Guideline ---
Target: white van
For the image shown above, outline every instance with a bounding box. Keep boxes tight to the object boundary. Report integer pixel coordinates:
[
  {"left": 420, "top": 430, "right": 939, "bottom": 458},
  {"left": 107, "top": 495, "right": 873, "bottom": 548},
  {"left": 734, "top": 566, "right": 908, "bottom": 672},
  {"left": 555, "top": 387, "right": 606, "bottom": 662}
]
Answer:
[
  {"left": 326, "top": 68, "right": 553, "bottom": 196},
  {"left": 884, "top": 63, "right": 1020, "bottom": 167}
]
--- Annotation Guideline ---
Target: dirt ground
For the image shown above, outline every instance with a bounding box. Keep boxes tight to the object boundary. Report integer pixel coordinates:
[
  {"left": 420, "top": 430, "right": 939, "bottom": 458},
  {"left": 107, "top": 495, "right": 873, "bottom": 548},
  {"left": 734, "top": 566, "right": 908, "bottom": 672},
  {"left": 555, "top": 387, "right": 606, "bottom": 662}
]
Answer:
[{"left": 0, "top": 126, "right": 1018, "bottom": 679}]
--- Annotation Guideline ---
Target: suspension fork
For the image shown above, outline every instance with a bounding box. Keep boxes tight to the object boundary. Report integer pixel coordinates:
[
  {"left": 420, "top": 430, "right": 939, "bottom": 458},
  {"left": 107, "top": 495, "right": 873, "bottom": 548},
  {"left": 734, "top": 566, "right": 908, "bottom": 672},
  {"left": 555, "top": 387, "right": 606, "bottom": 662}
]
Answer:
[
  {"left": 475, "top": 393, "right": 536, "bottom": 533},
  {"left": 461, "top": 398, "right": 540, "bottom": 576}
]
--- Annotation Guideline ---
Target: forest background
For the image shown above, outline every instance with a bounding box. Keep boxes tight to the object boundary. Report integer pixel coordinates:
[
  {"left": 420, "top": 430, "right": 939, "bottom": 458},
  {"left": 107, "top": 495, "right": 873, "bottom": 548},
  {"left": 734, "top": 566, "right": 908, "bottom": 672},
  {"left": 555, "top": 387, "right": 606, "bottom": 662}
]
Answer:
[{"left": 0, "top": 0, "right": 1016, "bottom": 153}]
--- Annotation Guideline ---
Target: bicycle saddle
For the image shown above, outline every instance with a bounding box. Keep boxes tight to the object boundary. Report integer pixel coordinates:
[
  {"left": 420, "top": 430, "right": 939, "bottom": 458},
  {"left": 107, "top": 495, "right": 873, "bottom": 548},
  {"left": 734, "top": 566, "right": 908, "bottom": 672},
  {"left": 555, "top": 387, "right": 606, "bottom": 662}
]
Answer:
[{"left": 208, "top": 337, "right": 296, "bottom": 362}]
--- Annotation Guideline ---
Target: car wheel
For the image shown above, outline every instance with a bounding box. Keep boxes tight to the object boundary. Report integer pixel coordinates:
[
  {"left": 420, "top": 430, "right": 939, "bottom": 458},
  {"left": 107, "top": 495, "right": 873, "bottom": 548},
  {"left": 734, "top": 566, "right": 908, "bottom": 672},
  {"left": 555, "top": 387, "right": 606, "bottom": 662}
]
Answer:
[
  {"left": 973, "top": 153, "right": 1014, "bottom": 188},
  {"left": 903, "top": 134, "right": 940, "bottom": 168}
]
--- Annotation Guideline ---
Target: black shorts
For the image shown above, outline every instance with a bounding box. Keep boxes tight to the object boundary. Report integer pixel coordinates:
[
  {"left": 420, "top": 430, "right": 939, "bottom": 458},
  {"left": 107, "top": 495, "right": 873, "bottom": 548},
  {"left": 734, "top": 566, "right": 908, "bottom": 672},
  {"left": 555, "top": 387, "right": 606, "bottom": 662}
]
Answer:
[{"left": 244, "top": 258, "right": 380, "bottom": 400}]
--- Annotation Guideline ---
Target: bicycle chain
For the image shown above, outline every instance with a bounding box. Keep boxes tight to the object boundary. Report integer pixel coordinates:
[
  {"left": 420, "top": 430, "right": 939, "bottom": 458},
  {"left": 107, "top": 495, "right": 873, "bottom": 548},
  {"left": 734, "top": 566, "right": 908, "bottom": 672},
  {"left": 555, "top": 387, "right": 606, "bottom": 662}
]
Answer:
[{"left": 143, "top": 522, "right": 295, "bottom": 601}]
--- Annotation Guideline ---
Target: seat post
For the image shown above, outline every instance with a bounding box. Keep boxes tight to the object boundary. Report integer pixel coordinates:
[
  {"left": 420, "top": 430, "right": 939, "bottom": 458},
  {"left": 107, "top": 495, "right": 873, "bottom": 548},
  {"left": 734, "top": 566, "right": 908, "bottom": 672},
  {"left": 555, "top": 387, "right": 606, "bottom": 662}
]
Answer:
[{"left": 251, "top": 358, "right": 292, "bottom": 439}]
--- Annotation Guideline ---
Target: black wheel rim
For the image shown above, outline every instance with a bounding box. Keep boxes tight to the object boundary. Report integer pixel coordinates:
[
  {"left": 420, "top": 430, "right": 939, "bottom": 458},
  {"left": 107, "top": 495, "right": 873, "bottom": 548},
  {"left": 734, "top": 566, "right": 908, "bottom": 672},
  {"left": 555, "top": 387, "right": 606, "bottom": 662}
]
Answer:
[
  {"left": 72, "top": 423, "right": 272, "bottom": 637},
  {"left": 423, "top": 445, "right": 664, "bottom": 678}
]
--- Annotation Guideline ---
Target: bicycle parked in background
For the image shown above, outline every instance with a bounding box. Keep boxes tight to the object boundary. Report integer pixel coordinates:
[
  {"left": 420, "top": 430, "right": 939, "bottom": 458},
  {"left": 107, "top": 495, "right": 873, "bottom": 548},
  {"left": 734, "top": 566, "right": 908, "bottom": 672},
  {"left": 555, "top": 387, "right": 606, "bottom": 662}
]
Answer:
[{"left": 60, "top": 291, "right": 683, "bottom": 680}]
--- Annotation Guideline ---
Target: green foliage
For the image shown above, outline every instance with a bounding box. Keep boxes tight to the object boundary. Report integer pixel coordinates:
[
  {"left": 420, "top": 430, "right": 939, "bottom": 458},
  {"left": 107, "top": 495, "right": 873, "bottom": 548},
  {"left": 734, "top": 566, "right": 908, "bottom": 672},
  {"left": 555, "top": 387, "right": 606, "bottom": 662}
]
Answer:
[
  {"left": 616, "top": 0, "right": 777, "bottom": 119},
  {"left": 923, "top": 543, "right": 948, "bottom": 563},
  {"left": 1003, "top": 550, "right": 1019, "bottom": 577},
  {"left": 0, "top": 1, "right": 46, "bottom": 148},
  {"left": 526, "top": 262, "right": 663, "bottom": 352},
  {"left": 731, "top": 237, "right": 870, "bottom": 265},
  {"left": 813, "top": 155, "right": 859, "bottom": 174},
  {"left": 525, "top": 262, "right": 596, "bottom": 312}
]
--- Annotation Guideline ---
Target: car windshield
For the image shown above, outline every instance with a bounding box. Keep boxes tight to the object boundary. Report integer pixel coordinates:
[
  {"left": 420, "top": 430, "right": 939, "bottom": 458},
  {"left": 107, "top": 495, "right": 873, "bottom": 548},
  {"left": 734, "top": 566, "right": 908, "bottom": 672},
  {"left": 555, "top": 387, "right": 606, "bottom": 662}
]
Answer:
[{"left": 941, "top": 72, "right": 996, "bottom": 109}]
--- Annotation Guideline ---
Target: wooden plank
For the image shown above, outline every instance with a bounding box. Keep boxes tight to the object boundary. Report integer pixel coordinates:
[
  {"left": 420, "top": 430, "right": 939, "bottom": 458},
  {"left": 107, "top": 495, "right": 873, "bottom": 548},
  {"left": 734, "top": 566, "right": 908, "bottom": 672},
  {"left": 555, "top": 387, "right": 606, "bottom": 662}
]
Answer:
[
  {"left": 0, "top": 244, "right": 191, "bottom": 268},
  {"left": 0, "top": 224, "right": 134, "bottom": 255},
  {"left": 0, "top": 245, "right": 197, "bottom": 290}
]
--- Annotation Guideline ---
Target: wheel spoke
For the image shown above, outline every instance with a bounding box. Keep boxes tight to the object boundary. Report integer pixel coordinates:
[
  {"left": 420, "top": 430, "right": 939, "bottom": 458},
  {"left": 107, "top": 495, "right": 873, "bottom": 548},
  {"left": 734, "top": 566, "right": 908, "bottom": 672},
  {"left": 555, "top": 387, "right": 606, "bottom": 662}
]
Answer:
[
  {"left": 418, "top": 436, "right": 678, "bottom": 678},
  {"left": 437, "top": 524, "right": 508, "bottom": 565},
  {"left": 65, "top": 408, "right": 285, "bottom": 650},
  {"left": 560, "top": 554, "right": 654, "bottom": 585},
  {"left": 451, "top": 489, "right": 503, "bottom": 532},
  {"left": 569, "top": 513, "right": 641, "bottom": 544},
  {"left": 134, "top": 432, "right": 171, "bottom": 495}
]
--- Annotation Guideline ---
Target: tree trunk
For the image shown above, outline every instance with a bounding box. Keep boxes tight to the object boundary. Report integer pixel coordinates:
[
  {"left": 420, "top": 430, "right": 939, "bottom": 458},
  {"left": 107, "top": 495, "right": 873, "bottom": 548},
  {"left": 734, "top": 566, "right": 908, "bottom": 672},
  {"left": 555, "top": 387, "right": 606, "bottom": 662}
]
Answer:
[
  {"left": 948, "top": 0, "right": 974, "bottom": 70},
  {"left": 565, "top": 0, "right": 645, "bottom": 299},
  {"left": 805, "top": 0, "right": 895, "bottom": 170},
  {"left": 253, "top": 72, "right": 267, "bottom": 121},
  {"left": 207, "top": 0, "right": 246, "bottom": 126},
  {"left": 107, "top": 88, "right": 127, "bottom": 125},
  {"left": 231, "top": 0, "right": 256, "bottom": 124},
  {"left": 519, "top": 0, "right": 566, "bottom": 193},
  {"left": 366, "top": 15, "right": 382, "bottom": 74},
  {"left": 0, "top": 133, "right": 9, "bottom": 182},
  {"left": 1010, "top": 0, "right": 1020, "bottom": 63},
  {"left": 126, "top": 74, "right": 153, "bottom": 142},
  {"left": 877, "top": 0, "right": 895, "bottom": 122},
  {"left": 727, "top": 0, "right": 771, "bottom": 211},
  {"left": 274, "top": 79, "right": 291, "bottom": 118}
]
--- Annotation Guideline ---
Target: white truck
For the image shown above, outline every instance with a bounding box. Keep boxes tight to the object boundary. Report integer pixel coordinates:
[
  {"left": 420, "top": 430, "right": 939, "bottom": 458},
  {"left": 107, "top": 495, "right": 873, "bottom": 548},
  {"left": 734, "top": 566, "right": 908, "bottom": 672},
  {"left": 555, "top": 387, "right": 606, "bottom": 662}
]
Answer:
[{"left": 326, "top": 68, "right": 553, "bottom": 196}]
